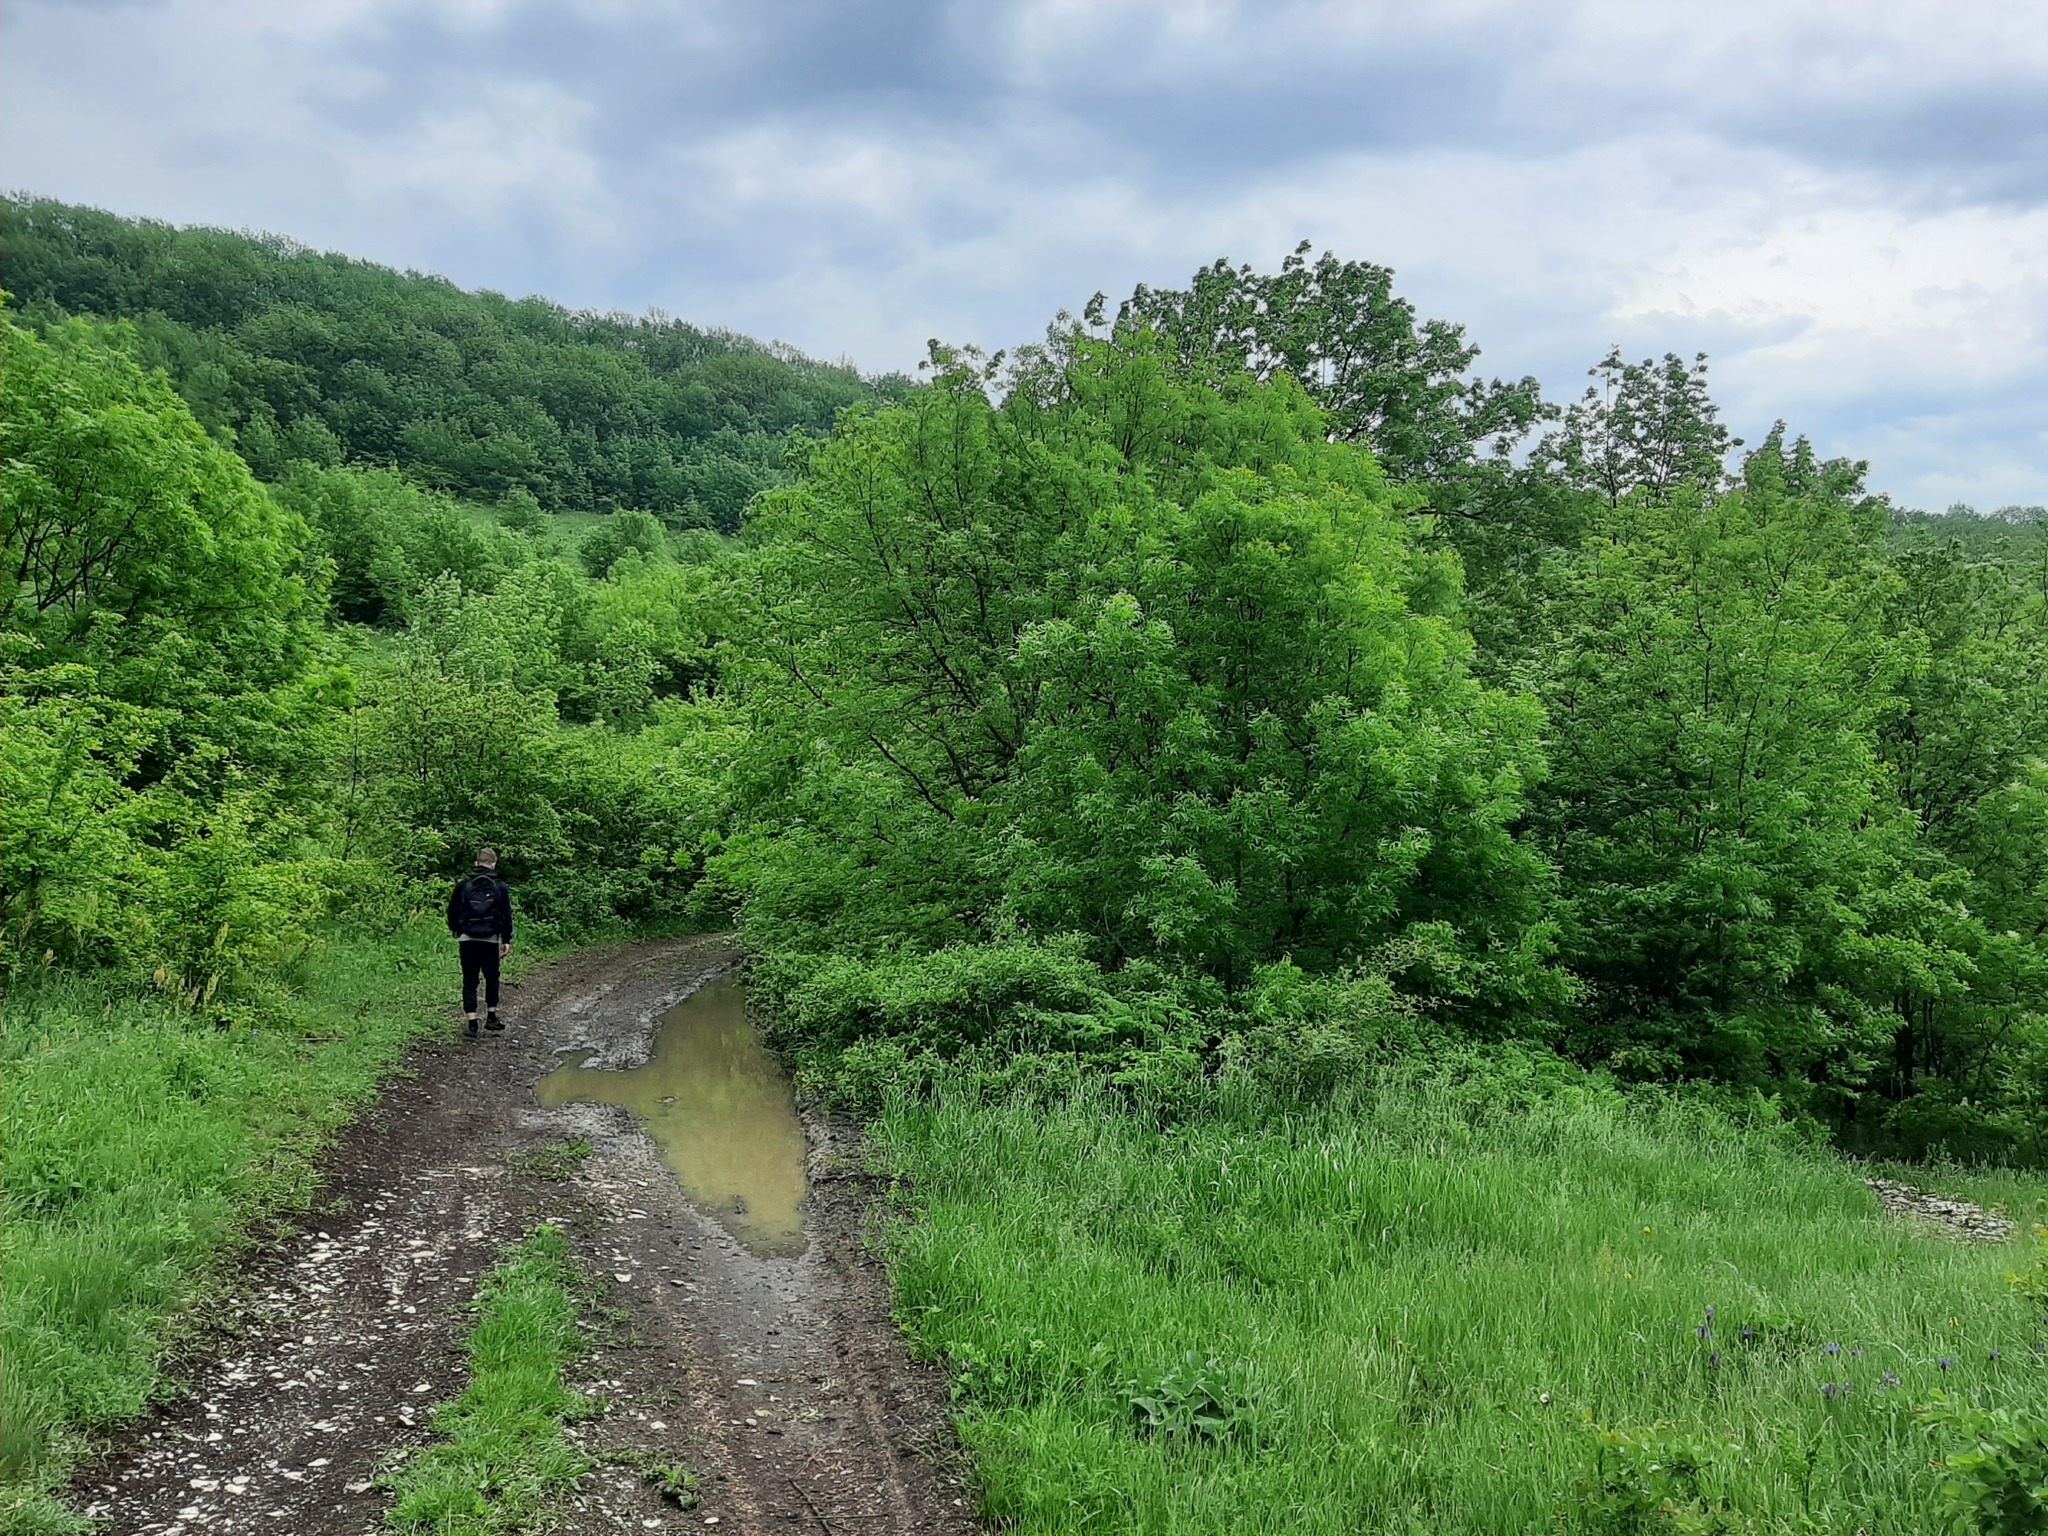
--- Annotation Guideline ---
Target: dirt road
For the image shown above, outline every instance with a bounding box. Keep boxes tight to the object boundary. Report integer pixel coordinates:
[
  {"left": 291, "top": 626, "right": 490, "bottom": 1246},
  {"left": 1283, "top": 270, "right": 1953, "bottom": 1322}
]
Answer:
[{"left": 77, "top": 938, "right": 978, "bottom": 1535}]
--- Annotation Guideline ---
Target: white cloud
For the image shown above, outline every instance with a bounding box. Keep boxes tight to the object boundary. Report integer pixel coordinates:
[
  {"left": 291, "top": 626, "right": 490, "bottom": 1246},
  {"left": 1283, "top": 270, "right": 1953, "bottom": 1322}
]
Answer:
[
  {"left": 3, "top": 0, "right": 2042, "bottom": 505},
  {"left": 333, "top": 79, "right": 616, "bottom": 239}
]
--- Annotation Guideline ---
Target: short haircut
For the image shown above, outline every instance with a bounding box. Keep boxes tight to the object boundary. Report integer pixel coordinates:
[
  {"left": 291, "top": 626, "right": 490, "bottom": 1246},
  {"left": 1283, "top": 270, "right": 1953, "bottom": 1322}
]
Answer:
[{"left": 477, "top": 847, "right": 498, "bottom": 866}]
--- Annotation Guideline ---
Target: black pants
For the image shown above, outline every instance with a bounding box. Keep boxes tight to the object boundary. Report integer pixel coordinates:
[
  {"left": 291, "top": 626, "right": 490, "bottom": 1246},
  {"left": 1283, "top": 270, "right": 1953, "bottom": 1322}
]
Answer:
[{"left": 460, "top": 941, "right": 502, "bottom": 1015}]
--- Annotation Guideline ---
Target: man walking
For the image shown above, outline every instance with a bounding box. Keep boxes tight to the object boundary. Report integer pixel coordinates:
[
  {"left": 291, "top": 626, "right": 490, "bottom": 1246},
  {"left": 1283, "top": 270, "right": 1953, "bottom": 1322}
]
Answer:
[{"left": 448, "top": 847, "right": 514, "bottom": 1037}]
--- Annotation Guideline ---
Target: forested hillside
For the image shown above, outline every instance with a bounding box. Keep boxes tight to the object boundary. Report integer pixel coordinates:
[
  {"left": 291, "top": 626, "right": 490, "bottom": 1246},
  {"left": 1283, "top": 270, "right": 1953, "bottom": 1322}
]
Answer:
[
  {"left": 1, "top": 196, "right": 907, "bottom": 527},
  {"left": 5, "top": 204, "right": 2046, "bottom": 1533}
]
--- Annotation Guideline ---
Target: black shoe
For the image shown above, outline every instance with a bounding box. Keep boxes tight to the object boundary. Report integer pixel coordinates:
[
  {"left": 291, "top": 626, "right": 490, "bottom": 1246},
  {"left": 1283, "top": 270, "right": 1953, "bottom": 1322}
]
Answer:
[
  {"left": 465, "top": 1018, "right": 479, "bottom": 1038},
  {"left": 485, "top": 1014, "right": 504, "bottom": 1032}
]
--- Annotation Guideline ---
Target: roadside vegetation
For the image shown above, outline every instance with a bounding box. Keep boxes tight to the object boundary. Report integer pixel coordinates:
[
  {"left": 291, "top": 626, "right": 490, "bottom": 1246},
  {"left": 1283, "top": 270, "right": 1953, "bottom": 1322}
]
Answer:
[
  {"left": 3, "top": 921, "right": 459, "bottom": 1532},
  {"left": 0, "top": 267, "right": 754, "bottom": 1521},
  {"left": 383, "top": 1226, "right": 595, "bottom": 1536},
  {"left": 3, "top": 201, "right": 2044, "bottom": 1532},
  {"left": 882, "top": 1074, "right": 2048, "bottom": 1533}
]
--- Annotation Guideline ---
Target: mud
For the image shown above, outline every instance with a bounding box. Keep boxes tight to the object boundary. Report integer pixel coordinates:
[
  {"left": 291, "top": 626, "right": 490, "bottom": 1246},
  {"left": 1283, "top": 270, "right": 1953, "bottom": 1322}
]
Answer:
[{"left": 73, "top": 938, "right": 977, "bottom": 1535}]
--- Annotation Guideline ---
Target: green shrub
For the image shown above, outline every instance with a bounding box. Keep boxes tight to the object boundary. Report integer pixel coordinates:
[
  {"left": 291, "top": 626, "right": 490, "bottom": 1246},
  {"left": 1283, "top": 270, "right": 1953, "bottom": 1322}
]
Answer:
[
  {"left": 1919, "top": 1395, "right": 2048, "bottom": 1536},
  {"left": 576, "top": 510, "right": 665, "bottom": 580},
  {"left": 279, "top": 464, "right": 524, "bottom": 626},
  {"left": 769, "top": 937, "right": 1118, "bottom": 1055},
  {"left": 1120, "top": 1354, "right": 1258, "bottom": 1445},
  {"left": 1578, "top": 1424, "right": 1755, "bottom": 1533}
]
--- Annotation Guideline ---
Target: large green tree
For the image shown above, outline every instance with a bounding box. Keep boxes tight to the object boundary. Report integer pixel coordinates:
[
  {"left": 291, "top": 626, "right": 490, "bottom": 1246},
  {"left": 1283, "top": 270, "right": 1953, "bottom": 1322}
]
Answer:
[
  {"left": 1116, "top": 241, "right": 1546, "bottom": 482},
  {"left": 1112, "top": 246, "right": 1580, "bottom": 675},
  {"left": 1532, "top": 422, "right": 1976, "bottom": 1089},
  {"left": 725, "top": 332, "right": 1560, "bottom": 1017},
  {"left": 2, "top": 312, "right": 333, "bottom": 977},
  {"left": 2, "top": 311, "right": 324, "bottom": 775},
  {"left": 1865, "top": 517, "right": 2048, "bottom": 1151}
]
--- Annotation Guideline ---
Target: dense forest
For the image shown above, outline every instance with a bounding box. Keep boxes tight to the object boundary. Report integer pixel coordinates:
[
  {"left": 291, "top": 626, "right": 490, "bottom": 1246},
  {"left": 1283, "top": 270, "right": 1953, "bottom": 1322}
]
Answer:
[{"left": 5, "top": 200, "right": 2047, "bottom": 1533}]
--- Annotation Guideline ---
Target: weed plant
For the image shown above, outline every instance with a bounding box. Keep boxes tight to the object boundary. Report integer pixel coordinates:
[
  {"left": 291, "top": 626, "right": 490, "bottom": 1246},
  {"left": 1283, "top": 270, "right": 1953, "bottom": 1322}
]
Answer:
[
  {"left": 0, "top": 918, "right": 471, "bottom": 1531},
  {"left": 517, "top": 1139, "right": 595, "bottom": 1182},
  {"left": 877, "top": 1068, "right": 2048, "bottom": 1534}
]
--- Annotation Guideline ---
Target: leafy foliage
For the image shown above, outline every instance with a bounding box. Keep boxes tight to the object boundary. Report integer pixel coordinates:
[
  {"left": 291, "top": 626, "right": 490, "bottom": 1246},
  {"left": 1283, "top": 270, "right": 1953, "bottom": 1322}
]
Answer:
[
  {"left": 1, "top": 311, "right": 324, "bottom": 761},
  {"left": 1120, "top": 1353, "right": 1256, "bottom": 1444},
  {"left": 1579, "top": 1423, "right": 1747, "bottom": 1534},
  {"left": 1535, "top": 429, "right": 1916, "bottom": 1076},
  {"left": 1918, "top": 1395, "right": 2048, "bottom": 1536},
  {"left": 2, "top": 313, "right": 334, "bottom": 981},
  {"left": 7, "top": 206, "right": 2041, "bottom": 1137},
  {"left": 1118, "top": 240, "right": 1547, "bottom": 482},
  {"left": 277, "top": 463, "right": 520, "bottom": 625},
  {"left": 577, "top": 509, "right": 666, "bottom": 579}
]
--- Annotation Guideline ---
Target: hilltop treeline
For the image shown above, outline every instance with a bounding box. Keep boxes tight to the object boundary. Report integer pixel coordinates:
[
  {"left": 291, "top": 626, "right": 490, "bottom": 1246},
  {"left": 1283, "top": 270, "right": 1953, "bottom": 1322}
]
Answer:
[
  {"left": 4, "top": 209, "right": 2044, "bottom": 1163},
  {"left": 0, "top": 196, "right": 909, "bottom": 526}
]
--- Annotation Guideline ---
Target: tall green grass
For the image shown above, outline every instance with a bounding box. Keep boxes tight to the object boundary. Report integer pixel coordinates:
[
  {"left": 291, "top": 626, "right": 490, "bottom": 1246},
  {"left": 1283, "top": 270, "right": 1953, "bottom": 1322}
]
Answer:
[
  {"left": 0, "top": 919, "right": 464, "bottom": 1530},
  {"left": 877, "top": 1067, "right": 2048, "bottom": 1534}
]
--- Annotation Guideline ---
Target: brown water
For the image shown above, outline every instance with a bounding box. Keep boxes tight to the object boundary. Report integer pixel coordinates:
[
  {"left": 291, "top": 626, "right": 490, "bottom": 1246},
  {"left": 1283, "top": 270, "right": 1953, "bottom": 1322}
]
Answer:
[{"left": 536, "top": 973, "right": 808, "bottom": 1257}]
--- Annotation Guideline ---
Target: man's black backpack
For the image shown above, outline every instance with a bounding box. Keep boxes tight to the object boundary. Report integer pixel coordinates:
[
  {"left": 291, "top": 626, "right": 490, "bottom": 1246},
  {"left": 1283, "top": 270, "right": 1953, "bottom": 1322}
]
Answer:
[{"left": 456, "top": 873, "right": 503, "bottom": 939}]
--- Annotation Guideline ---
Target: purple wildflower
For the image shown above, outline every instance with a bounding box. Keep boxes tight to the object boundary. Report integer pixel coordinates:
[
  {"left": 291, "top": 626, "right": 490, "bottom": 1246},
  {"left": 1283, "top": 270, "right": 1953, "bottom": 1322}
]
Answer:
[
  {"left": 1709, "top": 1352, "right": 1721, "bottom": 1370},
  {"left": 1850, "top": 1348, "right": 1863, "bottom": 1359},
  {"left": 1881, "top": 1371, "right": 1901, "bottom": 1388},
  {"left": 1824, "top": 1343, "right": 1841, "bottom": 1356},
  {"left": 1705, "top": 1306, "right": 1716, "bottom": 1321},
  {"left": 1739, "top": 1329, "right": 1756, "bottom": 1342},
  {"left": 1939, "top": 1357, "right": 1955, "bottom": 1371},
  {"left": 1990, "top": 1350, "right": 2002, "bottom": 1363},
  {"left": 1821, "top": 1382, "right": 1849, "bottom": 1399}
]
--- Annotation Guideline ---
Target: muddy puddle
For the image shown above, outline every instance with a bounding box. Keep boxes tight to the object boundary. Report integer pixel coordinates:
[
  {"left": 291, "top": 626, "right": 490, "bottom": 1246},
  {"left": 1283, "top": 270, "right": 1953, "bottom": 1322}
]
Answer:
[{"left": 537, "top": 972, "right": 808, "bottom": 1257}]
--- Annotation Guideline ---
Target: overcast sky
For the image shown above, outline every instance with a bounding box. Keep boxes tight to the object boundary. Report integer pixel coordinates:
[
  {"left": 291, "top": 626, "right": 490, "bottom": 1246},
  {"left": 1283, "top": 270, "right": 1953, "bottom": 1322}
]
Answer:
[{"left": 6, "top": 0, "right": 2044, "bottom": 510}]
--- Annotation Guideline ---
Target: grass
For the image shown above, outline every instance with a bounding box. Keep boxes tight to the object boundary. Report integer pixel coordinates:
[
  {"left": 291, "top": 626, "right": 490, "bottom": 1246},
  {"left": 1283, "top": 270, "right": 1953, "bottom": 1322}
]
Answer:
[
  {"left": 383, "top": 1225, "right": 595, "bottom": 1534},
  {"left": 594, "top": 1449, "right": 702, "bottom": 1511},
  {"left": 0, "top": 917, "right": 498, "bottom": 1533},
  {"left": 875, "top": 1066, "right": 2048, "bottom": 1535}
]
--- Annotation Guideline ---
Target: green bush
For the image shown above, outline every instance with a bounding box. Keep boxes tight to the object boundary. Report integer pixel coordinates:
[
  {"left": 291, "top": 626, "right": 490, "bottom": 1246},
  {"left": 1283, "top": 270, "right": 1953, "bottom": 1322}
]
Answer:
[
  {"left": 576, "top": 510, "right": 665, "bottom": 579},
  {"left": 279, "top": 464, "right": 525, "bottom": 626},
  {"left": 724, "top": 334, "right": 1565, "bottom": 1089},
  {"left": 1919, "top": 1396, "right": 2048, "bottom": 1536},
  {"left": 768, "top": 937, "right": 1120, "bottom": 1055}
]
